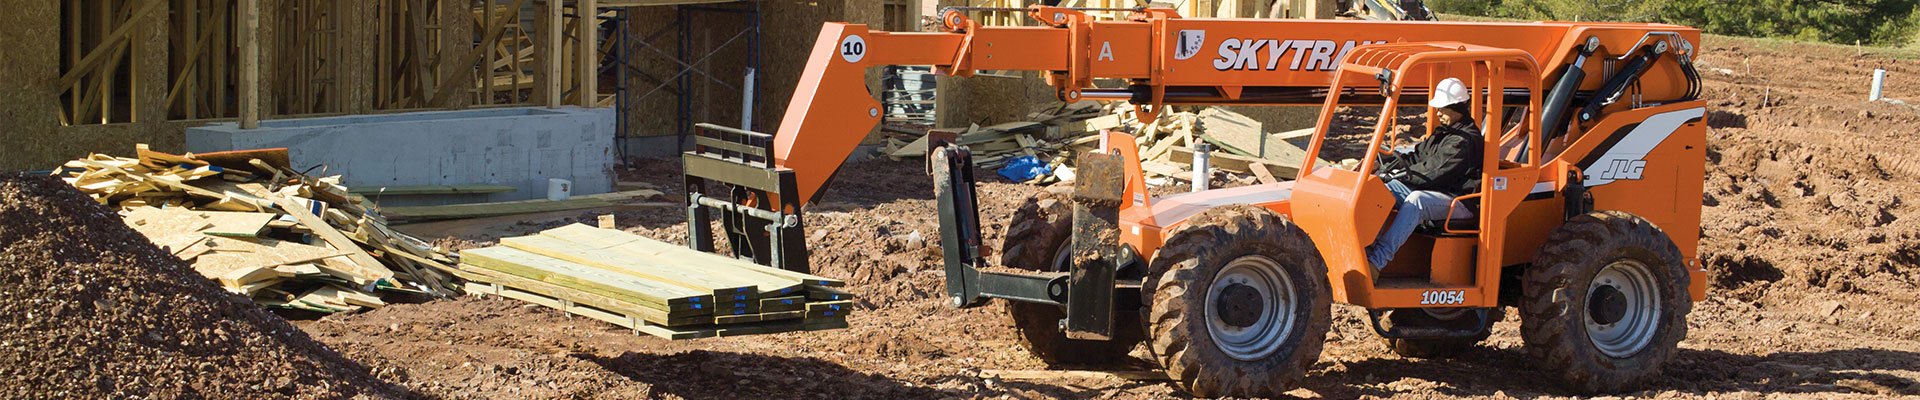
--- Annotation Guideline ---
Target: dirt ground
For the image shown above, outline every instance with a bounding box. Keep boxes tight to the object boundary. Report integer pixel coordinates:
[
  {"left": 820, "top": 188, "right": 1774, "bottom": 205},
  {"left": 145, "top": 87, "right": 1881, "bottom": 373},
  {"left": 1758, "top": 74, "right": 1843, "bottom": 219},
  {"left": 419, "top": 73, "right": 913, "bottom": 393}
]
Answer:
[{"left": 17, "top": 34, "right": 1913, "bottom": 399}]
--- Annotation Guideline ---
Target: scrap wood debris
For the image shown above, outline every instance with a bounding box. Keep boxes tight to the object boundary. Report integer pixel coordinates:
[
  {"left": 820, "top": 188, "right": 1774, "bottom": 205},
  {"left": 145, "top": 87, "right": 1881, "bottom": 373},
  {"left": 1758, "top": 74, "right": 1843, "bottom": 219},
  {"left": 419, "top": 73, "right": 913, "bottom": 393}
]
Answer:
[
  {"left": 53, "top": 144, "right": 462, "bottom": 314},
  {"left": 449, "top": 224, "right": 855, "bottom": 339},
  {"left": 881, "top": 100, "right": 1324, "bottom": 187}
]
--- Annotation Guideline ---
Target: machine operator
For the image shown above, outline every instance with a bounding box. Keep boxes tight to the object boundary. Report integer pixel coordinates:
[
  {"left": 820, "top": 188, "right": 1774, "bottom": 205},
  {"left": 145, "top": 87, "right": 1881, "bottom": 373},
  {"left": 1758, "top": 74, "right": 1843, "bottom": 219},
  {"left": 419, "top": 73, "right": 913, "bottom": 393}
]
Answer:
[{"left": 1365, "top": 77, "right": 1484, "bottom": 272}]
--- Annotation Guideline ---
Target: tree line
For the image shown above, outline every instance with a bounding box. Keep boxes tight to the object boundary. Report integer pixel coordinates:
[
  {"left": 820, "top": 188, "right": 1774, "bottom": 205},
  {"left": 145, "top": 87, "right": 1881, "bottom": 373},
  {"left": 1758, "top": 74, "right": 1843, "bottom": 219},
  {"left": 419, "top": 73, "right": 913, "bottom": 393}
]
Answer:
[{"left": 1428, "top": 0, "right": 1920, "bottom": 47}]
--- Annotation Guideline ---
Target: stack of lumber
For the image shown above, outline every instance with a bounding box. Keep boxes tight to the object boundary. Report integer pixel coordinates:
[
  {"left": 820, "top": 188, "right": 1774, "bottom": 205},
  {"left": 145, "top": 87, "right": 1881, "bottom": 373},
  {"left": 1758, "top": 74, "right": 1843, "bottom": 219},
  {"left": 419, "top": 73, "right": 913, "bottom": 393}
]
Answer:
[
  {"left": 53, "top": 145, "right": 463, "bottom": 313},
  {"left": 450, "top": 224, "right": 854, "bottom": 340},
  {"left": 885, "top": 100, "right": 1328, "bottom": 187}
]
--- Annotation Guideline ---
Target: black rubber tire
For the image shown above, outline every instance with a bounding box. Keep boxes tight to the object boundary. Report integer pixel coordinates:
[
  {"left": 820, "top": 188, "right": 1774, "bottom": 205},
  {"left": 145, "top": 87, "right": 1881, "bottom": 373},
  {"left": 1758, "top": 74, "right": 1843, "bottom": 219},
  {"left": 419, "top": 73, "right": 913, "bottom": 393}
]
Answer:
[
  {"left": 1384, "top": 307, "right": 1500, "bottom": 359},
  {"left": 1143, "top": 205, "right": 1331, "bottom": 397},
  {"left": 1521, "top": 211, "right": 1691, "bottom": 393},
  {"left": 999, "top": 192, "right": 1144, "bottom": 365}
]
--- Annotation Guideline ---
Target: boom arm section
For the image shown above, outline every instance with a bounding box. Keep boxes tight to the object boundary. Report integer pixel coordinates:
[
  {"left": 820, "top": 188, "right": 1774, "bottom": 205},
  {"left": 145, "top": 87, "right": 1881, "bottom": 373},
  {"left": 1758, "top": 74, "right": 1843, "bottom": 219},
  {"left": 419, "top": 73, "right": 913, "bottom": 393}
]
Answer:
[{"left": 770, "top": 7, "right": 1700, "bottom": 206}]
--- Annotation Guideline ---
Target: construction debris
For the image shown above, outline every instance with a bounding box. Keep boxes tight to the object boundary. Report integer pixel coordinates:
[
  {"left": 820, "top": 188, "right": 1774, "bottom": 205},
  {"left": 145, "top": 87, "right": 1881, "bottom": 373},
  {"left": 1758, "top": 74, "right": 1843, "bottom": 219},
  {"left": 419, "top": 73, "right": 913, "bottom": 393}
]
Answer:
[
  {"left": 450, "top": 224, "right": 854, "bottom": 339},
  {"left": 880, "top": 100, "right": 1104, "bottom": 170},
  {"left": 881, "top": 101, "right": 1325, "bottom": 186},
  {"left": 52, "top": 145, "right": 463, "bottom": 314}
]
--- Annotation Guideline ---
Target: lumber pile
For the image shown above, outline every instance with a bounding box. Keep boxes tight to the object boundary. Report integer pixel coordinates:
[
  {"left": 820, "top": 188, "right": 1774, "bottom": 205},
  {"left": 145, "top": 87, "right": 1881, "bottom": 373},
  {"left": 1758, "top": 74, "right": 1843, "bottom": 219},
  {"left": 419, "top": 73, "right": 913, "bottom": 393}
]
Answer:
[
  {"left": 881, "top": 101, "right": 1325, "bottom": 186},
  {"left": 53, "top": 145, "right": 463, "bottom": 313},
  {"left": 452, "top": 224, "right": 854, "bottom": 340},
  {"left": 879, "top": 100, "right": 1105, "bottom": 169}
]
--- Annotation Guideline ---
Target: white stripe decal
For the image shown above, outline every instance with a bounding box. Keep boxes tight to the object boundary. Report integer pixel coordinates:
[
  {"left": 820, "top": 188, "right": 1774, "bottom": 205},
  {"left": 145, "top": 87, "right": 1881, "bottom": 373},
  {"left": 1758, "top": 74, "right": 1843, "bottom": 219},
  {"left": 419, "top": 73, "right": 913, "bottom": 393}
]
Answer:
[
  {"left": 1583, "top": 107, "right": 1703, "bottom": 187},
  {"left": 1531, "top": 181, "right": 1556, "bottom": 194}
]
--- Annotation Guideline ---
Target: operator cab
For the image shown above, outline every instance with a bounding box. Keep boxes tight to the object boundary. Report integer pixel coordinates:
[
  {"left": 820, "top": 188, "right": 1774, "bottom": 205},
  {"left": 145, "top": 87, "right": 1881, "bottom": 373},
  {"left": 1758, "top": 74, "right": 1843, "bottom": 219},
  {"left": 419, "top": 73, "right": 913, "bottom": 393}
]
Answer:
[{"left": 1290, "top": 42, "right": 1545, "bottom": 310}]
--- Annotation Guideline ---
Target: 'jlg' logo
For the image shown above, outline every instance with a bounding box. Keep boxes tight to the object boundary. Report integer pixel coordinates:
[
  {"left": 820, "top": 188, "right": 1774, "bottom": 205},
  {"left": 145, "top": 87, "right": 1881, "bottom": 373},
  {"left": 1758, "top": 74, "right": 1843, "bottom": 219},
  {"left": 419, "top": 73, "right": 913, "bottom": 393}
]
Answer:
[
  {"left": 1212, "top": 39, "right": 1386, "bottom": 72},
  {"left": 1597, "top": 159, "right": 1648, "bottom": 180}
]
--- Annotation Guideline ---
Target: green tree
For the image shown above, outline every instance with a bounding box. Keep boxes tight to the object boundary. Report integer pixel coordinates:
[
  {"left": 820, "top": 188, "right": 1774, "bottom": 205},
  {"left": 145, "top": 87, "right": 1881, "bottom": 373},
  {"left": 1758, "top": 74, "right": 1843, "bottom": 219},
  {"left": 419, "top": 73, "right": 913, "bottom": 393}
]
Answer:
[{"left": 1428, "top": 0, "right": 1920, "bottom": 46}]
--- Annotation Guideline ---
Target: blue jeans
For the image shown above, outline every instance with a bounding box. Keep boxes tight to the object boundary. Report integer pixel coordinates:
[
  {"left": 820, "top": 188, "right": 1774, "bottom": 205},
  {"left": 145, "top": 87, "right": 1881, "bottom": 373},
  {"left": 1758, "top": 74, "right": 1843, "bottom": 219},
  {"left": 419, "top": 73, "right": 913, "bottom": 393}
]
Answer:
[{"left": 1365, "top": 180, "right": 1472, "bottom": 270}]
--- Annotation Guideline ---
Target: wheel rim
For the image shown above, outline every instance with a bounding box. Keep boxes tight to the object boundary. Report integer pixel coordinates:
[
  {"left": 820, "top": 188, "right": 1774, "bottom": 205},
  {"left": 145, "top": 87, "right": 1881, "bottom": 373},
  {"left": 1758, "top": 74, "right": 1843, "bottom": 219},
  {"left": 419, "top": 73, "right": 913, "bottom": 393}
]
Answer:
[
  {"left": 1585, "top": 259, "right": 1662, "bottom": 358},
  {"left": 1205, "top": 255, "right": 1296, "bottom": 361}
]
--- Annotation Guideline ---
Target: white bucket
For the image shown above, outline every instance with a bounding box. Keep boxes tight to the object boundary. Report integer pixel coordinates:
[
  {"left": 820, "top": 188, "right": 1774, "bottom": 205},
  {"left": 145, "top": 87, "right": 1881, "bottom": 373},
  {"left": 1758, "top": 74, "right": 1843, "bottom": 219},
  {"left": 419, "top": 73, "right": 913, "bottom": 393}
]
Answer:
[{"left": 547, "top": 178, "right": 573, "bottom": 201}]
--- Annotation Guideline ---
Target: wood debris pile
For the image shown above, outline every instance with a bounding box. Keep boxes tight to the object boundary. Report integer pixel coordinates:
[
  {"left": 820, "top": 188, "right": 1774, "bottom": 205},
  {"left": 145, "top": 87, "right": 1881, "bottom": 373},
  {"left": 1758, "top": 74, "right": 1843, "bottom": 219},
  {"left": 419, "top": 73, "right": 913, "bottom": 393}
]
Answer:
[
  {"left": 880, "top": 100, "right": 1106, "bottom": 169},
  {"left": 53, "top": 145, "right": 460, "bottom": 313},
  {"left": 884, "top": 101, "right": 1324, "bottom": 186},
  {"left": 450, "top": 224, "right": 854, "bottom": 339}
]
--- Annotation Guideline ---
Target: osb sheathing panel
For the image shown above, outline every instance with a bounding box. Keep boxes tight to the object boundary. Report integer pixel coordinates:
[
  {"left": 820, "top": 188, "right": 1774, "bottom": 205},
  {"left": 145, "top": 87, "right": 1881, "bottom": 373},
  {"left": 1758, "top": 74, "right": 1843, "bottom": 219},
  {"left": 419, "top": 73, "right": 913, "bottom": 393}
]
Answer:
[
  {"left": 0, "top": 1, "right": 193, "bottom": 171},
  {"left": 618, "top": 0, "right": 884, "bottom": 143},
  {"left": 620, "top": 6, "right": 752, "bottom": 138},
  {"left": 439, "top": 0, "right": 475, "bottom": 110},
  {"left": 0, "top": 1, "right": 61, "bottom": 170},
  {"left": 935, "top": 73, "right": 1059, "bottom": 127}
]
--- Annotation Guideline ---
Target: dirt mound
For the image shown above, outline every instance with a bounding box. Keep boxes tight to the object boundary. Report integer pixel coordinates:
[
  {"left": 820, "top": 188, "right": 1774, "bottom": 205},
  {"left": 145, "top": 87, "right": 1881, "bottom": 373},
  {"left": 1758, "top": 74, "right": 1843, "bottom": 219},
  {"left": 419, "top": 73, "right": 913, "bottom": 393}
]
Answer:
[{"left": 0, "top": 174, "right": 405, "bottom": 399}]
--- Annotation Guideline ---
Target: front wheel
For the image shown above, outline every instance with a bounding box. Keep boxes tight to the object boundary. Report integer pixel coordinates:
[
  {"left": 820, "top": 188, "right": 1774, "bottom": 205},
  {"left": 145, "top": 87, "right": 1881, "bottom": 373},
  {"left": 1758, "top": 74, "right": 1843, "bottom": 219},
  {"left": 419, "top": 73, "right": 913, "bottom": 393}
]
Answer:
[
  {"left": 1144, "top": 205, "right": 1331, "bottom": 397},
  {"left": 1000, "top": 192, "right": 1144, "bottom": 365},
  {"left": 1521, "top": 211, "right": 1691, "bottom": 393}
]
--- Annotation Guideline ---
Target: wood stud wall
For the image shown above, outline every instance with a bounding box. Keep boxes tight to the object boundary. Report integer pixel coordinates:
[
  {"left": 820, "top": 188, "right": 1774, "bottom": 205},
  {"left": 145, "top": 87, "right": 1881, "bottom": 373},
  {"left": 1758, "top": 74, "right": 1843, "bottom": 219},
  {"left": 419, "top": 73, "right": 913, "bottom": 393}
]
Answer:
[{"left": 55, "top": 0, "right": 603, "bottom": 127}]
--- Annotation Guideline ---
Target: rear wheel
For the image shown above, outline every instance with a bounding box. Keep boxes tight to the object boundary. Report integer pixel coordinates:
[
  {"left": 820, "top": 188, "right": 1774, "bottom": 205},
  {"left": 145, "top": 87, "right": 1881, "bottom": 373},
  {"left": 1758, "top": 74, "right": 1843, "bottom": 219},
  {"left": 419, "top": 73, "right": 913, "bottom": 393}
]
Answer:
[
  {"left": 1384, "top": 307, "right": 1500, "bottom": 358},
  {"left": 1000, "top": 192, "right": 1143, "bottom": 365},
  {"left": 1145, "top": 205, "right": 1330, "bottom": 397},
  {"left": 1521, "top": 211, "right": 1691, "bottom": 393}
]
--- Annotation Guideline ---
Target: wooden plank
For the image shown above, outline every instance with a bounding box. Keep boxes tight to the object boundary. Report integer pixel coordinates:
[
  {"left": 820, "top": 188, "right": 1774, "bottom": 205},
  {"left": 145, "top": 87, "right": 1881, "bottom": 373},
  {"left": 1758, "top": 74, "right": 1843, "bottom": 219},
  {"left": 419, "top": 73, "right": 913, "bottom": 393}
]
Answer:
[
  {"left": 379, "top": 190, "right": 666, "bottom": 221},
  {"left": 348, "top": 184, "right": 516, "bottom": 196},
  {"left": 806, "top": 284, "right": 856, "bottom": 301},
  {"left": 1197, "top": 107, "right": 1265, "bottom": 157},
  {"left": 1248, "top": 162, "right": 1280, "bottom": 185},
  {"left": 635, "top": 317, "right": 850, "bottom": 340},
  {"left": 198, "top": 236, "right": 352, "bottom": 267},
  {"left": 534, "top": 224, "right": 818, "bottom": 293},
  {"left": 460, "top": 246, "right": 710, "bottom": 310},
  {"left": 540, "top": 0, "right": 562, "bottom": 107},
  {"left": 460, "top": 269, "right": 710, "bottom": 326},
  {"left": 576, "top": 0, "right": 597, "bottom": 107},
  {"left": 499, "top": 234, "right": 769, "bottom": 299},
  {"left": 192, "top": 211, "right": 275, "bottom": 237},
  {"left": 806, "top": 300, "right": 853, "bottom": 319},
  {"left": 269, "top": 195, "right": 395, "bottom": 285},
  {"left": 758, "top": 295, "right": 806, "bottom": 313},
  {"left": 714, "top": 309, "right": 803, "bottom": 325},
  {"left": 238, "top": 0, "right": 260, "bottom": 129},
  {"left": 1170, "top": 147, "right": 1310, "bottom": 180}
]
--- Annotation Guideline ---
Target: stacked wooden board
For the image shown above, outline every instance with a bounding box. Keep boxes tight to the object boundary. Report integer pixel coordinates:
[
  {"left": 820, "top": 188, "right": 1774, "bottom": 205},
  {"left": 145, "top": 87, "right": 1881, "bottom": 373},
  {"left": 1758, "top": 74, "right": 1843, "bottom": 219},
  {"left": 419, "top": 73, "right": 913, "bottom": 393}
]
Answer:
[
  {"left": 54, "top": 144, "right": 464, "bottom": 314},
  {"left": 451, "top": 224, "right": 854, "bottom": 339}
]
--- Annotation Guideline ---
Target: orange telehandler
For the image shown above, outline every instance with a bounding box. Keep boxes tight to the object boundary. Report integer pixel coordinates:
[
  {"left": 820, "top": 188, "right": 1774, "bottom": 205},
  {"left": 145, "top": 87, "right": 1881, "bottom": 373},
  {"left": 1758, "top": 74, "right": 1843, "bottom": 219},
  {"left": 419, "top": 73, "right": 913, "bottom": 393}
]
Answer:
[{"left": 677, "top": 6, "right": 1706, "bottom": 397}]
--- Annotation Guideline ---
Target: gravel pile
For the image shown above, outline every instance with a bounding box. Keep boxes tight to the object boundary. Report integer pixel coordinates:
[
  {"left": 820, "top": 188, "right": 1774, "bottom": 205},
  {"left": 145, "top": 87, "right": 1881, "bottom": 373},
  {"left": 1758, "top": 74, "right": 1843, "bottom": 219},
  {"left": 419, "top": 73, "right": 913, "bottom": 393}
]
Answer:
[{"left": 0, "top": 174, "right": 405, "bottom": 399}]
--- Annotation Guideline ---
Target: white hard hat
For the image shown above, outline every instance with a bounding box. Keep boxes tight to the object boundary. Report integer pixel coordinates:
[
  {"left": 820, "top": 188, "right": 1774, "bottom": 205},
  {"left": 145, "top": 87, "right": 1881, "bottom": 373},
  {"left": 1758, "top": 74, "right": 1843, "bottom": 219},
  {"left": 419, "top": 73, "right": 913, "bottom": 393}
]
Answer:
[{"left": 1429, "top": 77, "right": 1468, "bottom": 109}]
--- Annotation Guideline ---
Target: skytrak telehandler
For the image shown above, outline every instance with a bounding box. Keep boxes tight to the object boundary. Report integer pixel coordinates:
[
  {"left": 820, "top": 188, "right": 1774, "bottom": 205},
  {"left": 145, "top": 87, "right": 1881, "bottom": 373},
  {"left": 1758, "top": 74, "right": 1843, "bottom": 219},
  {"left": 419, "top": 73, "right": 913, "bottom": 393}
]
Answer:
[{"left": 675, "top": 6, "right": 1707, "bottom": 397}]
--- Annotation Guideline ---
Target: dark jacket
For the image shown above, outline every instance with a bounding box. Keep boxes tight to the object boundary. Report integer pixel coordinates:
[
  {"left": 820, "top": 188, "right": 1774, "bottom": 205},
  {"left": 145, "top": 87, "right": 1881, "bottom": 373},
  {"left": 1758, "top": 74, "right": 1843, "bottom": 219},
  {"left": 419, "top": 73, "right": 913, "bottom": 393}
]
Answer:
[{"left": 1383, "top": 120, "right": 1483, "bottom": 196}]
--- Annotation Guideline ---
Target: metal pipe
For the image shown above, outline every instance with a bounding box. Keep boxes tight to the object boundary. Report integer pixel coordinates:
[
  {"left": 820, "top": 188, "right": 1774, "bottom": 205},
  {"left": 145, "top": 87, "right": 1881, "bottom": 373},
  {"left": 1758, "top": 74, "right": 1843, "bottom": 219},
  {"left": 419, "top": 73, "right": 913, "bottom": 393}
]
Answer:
[
  {"left": 1078, "top": 89, "right": 1133, "bottom": 100},
  {"left": 741, "top": 68, "right": 756, "bottom": 129},
  {"left": 1871, "top": 69, "right": 1887, "bottom": 102},
  {"left": 694, "top": 195, "right": 791, "bottom": 224},
  {"left": 694, "top": 122, "right": 773, "bottom": 138},
  {"left": 1192, "top": 142, "right": 1211, "bottom": 192}
]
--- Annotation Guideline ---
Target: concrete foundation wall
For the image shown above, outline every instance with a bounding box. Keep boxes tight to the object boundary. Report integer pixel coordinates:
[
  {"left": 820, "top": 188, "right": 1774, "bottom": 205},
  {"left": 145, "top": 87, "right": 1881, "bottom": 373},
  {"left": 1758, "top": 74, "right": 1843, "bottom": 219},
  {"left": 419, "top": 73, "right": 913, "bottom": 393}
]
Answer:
[{"left": 187, "top": 107, "right": 615, "bottom": 206}]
